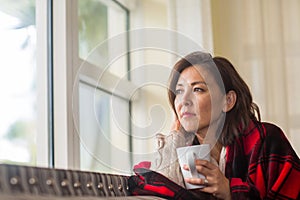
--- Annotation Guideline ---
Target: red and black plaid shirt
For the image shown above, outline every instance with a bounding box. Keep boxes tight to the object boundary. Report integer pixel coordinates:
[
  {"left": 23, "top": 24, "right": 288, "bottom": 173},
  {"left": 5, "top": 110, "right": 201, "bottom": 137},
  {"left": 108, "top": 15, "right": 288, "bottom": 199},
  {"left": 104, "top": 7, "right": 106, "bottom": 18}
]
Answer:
[
  {"left": 129, "top": 121, "right": 300, "bottom": 199},
  {"left": 226, "top": 121, "right": 300, "bottom": 199}
]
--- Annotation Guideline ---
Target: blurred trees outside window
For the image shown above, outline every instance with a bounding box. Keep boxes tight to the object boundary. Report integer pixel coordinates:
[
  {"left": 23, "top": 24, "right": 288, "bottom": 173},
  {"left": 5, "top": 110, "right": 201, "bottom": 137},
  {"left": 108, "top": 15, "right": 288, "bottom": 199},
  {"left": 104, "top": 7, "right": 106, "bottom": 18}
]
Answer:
[{"left": 0, "top": 0, "right": 37, "bottom": 165}]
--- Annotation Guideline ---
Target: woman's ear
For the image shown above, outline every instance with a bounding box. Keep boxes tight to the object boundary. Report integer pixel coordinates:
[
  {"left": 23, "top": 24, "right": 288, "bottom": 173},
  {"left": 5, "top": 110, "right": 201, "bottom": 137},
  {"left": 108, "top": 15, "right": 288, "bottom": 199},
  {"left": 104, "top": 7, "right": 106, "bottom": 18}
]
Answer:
[{"left": 223, "top": 90, "right": 237, "bottom": 112}]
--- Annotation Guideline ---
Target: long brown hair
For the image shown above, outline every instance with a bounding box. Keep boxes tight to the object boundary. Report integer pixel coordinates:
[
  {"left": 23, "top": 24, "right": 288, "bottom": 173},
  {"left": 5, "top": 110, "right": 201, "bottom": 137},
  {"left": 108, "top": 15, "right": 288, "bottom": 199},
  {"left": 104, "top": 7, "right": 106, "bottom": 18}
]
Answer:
[{"left": 168, "top": 51, "right": 260, "bottom": 146}]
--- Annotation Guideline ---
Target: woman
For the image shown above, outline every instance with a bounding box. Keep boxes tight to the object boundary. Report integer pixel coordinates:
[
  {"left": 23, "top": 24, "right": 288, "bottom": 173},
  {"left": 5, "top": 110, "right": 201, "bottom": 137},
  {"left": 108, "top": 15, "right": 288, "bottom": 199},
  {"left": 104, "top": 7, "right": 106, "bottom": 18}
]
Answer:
[{"left": 166, "top": 51, "right": 300, "bottom": 199}]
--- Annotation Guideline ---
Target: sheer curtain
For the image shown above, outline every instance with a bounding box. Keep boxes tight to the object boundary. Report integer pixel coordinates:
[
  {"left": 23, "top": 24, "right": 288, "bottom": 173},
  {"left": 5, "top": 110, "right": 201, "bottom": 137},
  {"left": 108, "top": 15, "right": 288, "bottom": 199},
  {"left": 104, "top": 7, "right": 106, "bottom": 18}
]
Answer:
[
  {"left": 168, "top": 0, "right": 300, "bottom": 155},
  {"left": 212, "top": 0, "right": 300, "bottom": 155},
  {"left": 167, "top": 0, "right": 214, "bottom": 53}
]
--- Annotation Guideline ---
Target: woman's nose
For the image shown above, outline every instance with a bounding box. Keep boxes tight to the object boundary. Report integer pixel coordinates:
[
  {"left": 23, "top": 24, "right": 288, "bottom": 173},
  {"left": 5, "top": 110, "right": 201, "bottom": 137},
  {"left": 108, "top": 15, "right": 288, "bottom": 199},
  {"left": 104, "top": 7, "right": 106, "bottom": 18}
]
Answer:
[{"left": 181, "top": 91, "right": 193, "bottom": 106}]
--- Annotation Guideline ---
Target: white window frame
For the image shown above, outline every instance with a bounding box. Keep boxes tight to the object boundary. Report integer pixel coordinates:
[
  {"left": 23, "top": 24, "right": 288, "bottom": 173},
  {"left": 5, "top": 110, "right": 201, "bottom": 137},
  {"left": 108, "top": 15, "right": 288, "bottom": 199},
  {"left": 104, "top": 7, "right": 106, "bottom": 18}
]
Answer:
[
  {"left": 53, "top": 0, "right": 135, "bottom": 169},
  {"left": 53, "top": 0, "right": 79, "bottom": 169},
  {"left": 36, "top": 0, "right": 50, "bottom": 167}
]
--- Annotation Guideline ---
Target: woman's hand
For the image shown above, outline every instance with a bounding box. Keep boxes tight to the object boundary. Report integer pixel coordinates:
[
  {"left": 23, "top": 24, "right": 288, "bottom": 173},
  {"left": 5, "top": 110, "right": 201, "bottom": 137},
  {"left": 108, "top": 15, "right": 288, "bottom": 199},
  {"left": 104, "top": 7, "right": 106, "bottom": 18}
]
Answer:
[{"left": 184, "top": 159, "right": 231, "bottom": 200}]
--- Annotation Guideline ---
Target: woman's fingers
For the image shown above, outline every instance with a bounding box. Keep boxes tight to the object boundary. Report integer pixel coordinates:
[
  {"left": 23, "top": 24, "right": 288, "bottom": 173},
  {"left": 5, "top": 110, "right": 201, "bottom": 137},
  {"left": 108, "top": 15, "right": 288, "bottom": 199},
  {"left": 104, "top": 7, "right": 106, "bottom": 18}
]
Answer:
[
  {"left": 200, "top": 175, "right": 231, "bottom": 200},
  {"left": 184, "top": 159, "right": 231, "bottom": 199},
  {"left": 200, "top": 185, "right": 219, "bottom": 198},
  {"left": 185, "top": 159, "right": 217, "bottom": 177},
  {"left": 183, "top": 159, "right": 215, "bottom": 170},
  {"left": 185, "top": 177, "right": 208, "bottom": 186},
  {"left": 185, "top": 172, "right": 229, "bottom": 199},
  {"left": 183, "top": 164, "right": 189, "bottom": 171},
  {"left": 195, "top": 159, "right": 216, "bottom": 170},
  {"left": 183, "top": 159, "right": 216, "bottom": 178}
]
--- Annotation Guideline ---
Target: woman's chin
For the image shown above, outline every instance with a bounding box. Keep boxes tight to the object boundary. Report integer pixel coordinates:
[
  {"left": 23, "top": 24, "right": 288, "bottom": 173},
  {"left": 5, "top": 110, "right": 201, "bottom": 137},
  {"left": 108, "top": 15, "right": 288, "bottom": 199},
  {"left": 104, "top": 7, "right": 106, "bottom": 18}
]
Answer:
[
  {"left": 181, "top": 126, "right": 198, "bottom": 133},
  {"left": 179, "top": 120, "right": 200, "bottom": 133}
]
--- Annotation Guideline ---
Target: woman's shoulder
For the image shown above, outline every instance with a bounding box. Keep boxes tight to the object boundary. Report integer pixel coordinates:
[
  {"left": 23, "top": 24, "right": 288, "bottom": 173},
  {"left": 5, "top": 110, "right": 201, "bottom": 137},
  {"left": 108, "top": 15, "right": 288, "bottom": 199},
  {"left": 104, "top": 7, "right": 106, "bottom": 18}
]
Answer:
[
  {"left": 260, "top": 122, "right": 299, "bottom": 158},
  {"left": 240, "top": 121, "right": 287, "bottom": 151},
  {"left": 260, "top": 121, "right": 287, "bottom": 139},
  {"left": 261, "top": 121, "right": 283, "bottom": 131},
  {"left": 243, "top": 120, "right": 285, "bottom": 138}
]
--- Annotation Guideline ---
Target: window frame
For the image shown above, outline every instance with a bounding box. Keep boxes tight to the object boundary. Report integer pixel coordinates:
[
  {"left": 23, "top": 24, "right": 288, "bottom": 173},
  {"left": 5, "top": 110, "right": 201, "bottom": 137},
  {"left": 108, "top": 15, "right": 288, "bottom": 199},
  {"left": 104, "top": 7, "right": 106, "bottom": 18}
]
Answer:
[
  {"left": 36, "top": 0, "right": 52, "bottom": 167},
  {"left": 52, "top": 0, "right": 134, "bottom": 170}
]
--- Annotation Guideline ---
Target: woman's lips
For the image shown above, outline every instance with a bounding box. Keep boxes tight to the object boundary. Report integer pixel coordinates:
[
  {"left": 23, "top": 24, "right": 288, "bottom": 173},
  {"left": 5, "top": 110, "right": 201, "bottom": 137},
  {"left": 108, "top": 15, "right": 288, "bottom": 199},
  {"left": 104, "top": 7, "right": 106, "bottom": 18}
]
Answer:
[{"left": 181, "top": 112, "right": 196, "bottom": 118}]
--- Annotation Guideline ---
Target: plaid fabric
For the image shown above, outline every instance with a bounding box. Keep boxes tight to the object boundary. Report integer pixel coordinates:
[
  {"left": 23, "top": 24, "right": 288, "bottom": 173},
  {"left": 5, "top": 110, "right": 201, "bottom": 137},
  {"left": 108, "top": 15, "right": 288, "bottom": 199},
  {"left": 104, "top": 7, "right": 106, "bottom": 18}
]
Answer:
[
  {"left": 129, "top": 121, "right": 300, "bottom": 200},
  {"left": 226, "top": 121, "right": 300, "bottom": 199},
  {"left": 128, "top": 168, "right": 216, "bottom": 200}
]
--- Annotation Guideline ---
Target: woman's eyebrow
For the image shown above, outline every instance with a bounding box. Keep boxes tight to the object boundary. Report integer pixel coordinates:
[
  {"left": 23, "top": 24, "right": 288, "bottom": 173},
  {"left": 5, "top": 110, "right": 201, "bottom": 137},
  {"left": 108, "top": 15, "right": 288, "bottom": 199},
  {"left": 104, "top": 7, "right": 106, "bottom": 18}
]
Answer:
[
  {"left": 191, "top": 81, "right": 207, "bottom": 86},
  {"left": 176, "top": 81, "right": 207, "bottom": 87}
]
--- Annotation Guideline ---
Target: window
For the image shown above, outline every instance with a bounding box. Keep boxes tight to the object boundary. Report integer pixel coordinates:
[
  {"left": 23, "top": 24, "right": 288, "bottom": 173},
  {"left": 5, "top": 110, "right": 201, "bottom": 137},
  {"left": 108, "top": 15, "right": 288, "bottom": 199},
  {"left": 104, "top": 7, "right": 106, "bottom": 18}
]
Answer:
[
  {"left": 0, "top": 1, "right": 49, "bottom": 166},
  {"left": 0, "top": 0, "right": 179, "bottom": 173},
  {"left": 78, "top": 0, "right": 128, "bottom": 78},
  {"left": 77, "top": 0, "right": 132, "bottom": 174}
]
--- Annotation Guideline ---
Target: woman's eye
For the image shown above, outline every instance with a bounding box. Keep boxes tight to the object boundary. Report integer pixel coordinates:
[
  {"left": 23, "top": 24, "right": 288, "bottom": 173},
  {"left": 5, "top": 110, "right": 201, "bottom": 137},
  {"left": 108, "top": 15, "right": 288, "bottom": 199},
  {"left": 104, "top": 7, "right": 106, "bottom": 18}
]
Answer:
[
  {"left": 194, "top": 87, "right": 204, "bottom": 92},
  {"left": 175, "top": 89, "right": 183, "bottom": 95}
]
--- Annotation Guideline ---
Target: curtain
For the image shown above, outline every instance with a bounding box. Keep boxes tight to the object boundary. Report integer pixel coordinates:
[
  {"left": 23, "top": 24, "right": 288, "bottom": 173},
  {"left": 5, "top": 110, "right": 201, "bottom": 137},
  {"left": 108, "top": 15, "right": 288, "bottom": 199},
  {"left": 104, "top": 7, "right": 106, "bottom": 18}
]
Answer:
[
  {"left": 211, "top": 0, "right": 300, "bottom": 155},
  {"left": 168, "top": 0, "right": 300, "bottom": 155},
  {"left": 167, "top": 0, "right": 214, "bottom": 53}
]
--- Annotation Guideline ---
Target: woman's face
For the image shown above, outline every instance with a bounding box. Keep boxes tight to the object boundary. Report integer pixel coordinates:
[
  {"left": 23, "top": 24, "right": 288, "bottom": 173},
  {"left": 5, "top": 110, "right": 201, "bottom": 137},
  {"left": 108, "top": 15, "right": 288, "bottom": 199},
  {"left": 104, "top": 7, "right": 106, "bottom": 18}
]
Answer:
[{"left": 174, "top": 66, "right": 225, "bottom": 135}]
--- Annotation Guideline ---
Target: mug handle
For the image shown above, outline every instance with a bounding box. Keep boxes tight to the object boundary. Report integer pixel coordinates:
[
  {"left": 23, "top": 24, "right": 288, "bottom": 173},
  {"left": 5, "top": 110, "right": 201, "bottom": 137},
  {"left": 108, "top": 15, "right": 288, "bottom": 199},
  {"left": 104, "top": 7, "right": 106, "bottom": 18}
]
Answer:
[{"left": 186, "top": 151, "right": 199, "bottom": 178}]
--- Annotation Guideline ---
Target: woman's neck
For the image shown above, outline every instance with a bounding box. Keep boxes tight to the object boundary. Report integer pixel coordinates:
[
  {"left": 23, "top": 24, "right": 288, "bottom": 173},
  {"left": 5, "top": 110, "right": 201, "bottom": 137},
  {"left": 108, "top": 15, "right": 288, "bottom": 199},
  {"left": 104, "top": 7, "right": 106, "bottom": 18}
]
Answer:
[
  {"left": 211, "top": 142, "right": 222, "bottom": 164},
  {"left": 195, "top": 132, "right": 223, "bottom": 164},
  {"left": 195, "top": 133, "right": 205, "bottom": 144}
]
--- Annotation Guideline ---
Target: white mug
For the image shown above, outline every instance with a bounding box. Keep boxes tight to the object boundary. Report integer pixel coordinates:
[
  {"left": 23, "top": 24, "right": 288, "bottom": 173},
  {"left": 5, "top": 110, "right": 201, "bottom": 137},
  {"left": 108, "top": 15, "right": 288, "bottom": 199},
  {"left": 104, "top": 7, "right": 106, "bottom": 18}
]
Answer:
[{"left": 176, "top": 144, "right": 210, "bottom": 189}]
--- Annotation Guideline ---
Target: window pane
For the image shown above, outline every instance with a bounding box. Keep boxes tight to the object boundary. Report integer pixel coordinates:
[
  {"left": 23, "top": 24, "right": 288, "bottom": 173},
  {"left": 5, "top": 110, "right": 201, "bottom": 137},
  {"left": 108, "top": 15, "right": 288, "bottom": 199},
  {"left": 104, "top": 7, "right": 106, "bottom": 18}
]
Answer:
[
  {"left": 79, "top": 82, "right": 131, "bottom": 174},
  {"left": 0, "top": 1, "right": 38, "bottom": 165},
  {"left": 78, "top": 0, "right": 128, "bottom": 78}
]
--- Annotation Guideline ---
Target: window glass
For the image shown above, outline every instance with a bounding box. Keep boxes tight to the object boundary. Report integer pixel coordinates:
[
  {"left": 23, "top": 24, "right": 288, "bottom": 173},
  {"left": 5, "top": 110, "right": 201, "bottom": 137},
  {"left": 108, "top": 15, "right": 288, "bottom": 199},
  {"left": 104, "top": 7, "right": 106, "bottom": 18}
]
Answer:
[
  {"left": 78, "top": 0, "right": 128, "bottom": 78},
  {"left": 79, "top": 82, "right": 131, "bottom": 174},
  {"left": 0, "top": 0, "right": 38, "bottom": 165},
  {"left": 78, "top": 0, "right": 131, "bottom": 174}
]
